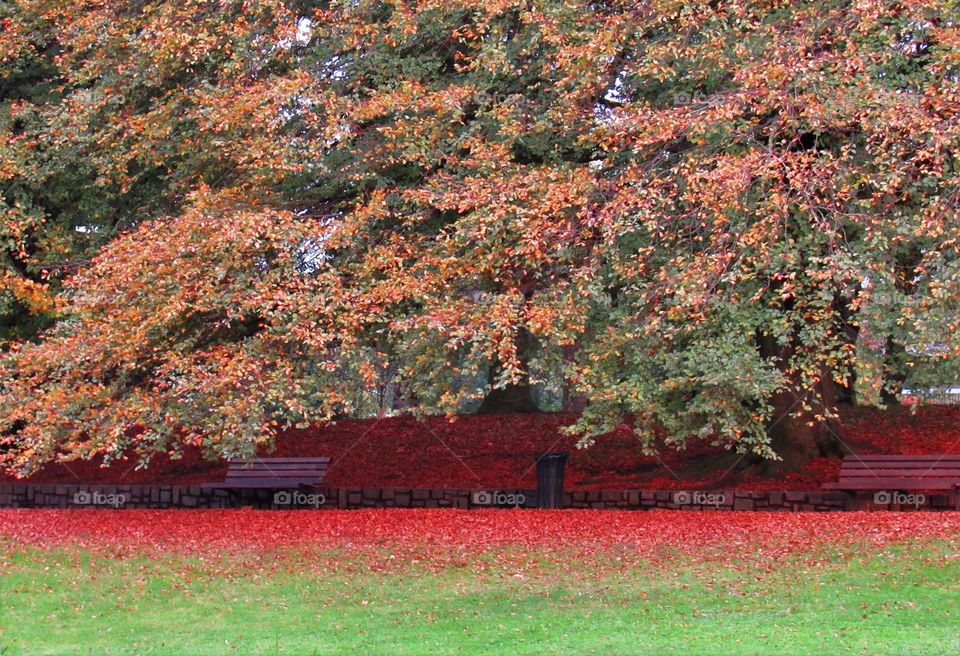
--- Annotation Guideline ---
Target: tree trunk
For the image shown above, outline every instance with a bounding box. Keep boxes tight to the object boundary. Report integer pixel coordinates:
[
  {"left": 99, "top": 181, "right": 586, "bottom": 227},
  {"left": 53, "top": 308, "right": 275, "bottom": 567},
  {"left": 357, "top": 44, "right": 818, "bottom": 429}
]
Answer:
[
  {"left": 764, "top": 375, "right": 846, "bottom": 473},
  {"left": 880, "top": 337, "right": 906, "bottom": 405},
  {"left": 477, "top": 380, "right": 539, "bottom": 414},
  {"left": 560, "top": 342, "right": 586, "bottom": 412},
  {"left": 477, "top": 326, "right": 538, "bottom": 414},
  {"left": 835, "top": 295, "right": 860, "bottom": 406},
  {"left": 758, "top": 333, "right": 846, "bottom": 472}
]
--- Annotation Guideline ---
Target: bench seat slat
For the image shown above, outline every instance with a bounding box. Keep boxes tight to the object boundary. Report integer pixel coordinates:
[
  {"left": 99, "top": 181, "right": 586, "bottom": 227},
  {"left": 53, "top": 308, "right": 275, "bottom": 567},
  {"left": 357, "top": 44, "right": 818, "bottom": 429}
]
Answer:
[
  {"left": 825, "top": 468, "right": 960, "bottom": 478},
  {"left": 224, "top": 468, "right": 328, "bottom": 475},
  {"left": 223, "top": 477, "right": 322, "bottom": 484},
  {"left": 202, "top": 480, "right": 325, "bottom": 489},
  {"left": 824, "top": 478, "right": 960, "bottom": 490}
]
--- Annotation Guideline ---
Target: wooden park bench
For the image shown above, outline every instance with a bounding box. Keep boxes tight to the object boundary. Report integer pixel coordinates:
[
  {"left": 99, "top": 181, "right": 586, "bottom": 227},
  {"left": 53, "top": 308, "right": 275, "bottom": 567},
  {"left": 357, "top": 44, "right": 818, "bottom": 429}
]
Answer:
[
  {"left": 200, "top": 457, "right": 330, "bottom": 489},
  {"left": 823, "top": 455, "right": 960, "bottom": 507}
]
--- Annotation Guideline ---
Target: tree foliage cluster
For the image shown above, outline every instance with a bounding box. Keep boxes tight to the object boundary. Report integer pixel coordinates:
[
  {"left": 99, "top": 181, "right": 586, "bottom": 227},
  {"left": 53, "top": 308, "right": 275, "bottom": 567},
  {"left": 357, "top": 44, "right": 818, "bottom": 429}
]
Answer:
[{"left": 1, "top": 0, "right": 958, "bottom": 473}]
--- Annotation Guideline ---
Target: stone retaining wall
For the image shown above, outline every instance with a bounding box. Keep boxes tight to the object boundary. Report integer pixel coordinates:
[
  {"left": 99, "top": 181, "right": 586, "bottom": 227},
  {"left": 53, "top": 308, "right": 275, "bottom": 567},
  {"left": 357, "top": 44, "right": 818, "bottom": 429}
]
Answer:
[{"left": 1, "top": 484, "right": 956, "bottom": 511}]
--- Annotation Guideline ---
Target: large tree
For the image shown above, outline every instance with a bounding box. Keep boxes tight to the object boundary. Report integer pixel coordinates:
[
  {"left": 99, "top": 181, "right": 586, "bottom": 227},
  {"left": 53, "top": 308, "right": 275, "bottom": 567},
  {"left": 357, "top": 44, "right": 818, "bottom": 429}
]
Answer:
[{"left": 1, "top": 0, "right": 958, "bottom": 475}]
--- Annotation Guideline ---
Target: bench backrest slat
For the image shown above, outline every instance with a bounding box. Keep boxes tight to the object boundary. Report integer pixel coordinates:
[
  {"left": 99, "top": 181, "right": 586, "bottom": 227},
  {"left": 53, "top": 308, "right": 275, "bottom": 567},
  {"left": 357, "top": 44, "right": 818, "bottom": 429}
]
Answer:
[
  {"left": 838, "top": 456, "right": 960, "bottom": 470},
  {"left": 225, "top": 465, "right": 330, "bottom": 472},
  {"left": 221, "top": 457, "right": 330, "bottom": 485},
  {"left": 227, "top": 457, "right": 331, "bottom": 465},
  {"left": 840, "top": 455, "right": 960, "bottom": 462}
]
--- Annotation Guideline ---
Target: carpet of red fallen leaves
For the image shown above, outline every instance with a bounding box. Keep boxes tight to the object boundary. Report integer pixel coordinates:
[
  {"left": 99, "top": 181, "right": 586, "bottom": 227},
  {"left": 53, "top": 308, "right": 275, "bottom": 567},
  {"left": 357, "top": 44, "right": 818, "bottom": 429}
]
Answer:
[
  {"left": 5, "top": 405, "right": 960, "bottom": 491},
  {"left": 2, "top": 510, "right": 959, "bottom": 572}
]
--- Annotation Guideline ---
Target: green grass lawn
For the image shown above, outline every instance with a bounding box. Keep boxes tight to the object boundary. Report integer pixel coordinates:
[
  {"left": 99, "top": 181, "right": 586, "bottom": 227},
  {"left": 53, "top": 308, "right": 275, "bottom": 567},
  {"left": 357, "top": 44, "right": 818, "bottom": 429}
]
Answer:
[{"left": 2, "top": 541, "right": 959, "bottom": 656}]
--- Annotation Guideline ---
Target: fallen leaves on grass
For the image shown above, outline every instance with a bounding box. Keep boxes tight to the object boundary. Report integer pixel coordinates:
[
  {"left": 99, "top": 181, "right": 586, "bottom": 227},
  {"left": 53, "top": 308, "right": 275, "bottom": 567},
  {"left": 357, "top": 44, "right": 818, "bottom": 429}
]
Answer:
[{"left": 2, "top": 509, "right": 959, "bottom": 571}]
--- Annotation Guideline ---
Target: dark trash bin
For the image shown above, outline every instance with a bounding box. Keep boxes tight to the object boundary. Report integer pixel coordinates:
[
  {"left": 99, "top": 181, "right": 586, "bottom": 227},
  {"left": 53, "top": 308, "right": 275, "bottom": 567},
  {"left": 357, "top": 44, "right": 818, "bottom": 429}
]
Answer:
[{"left": 536, "top": 451, "right": 568, "bottom": 509}]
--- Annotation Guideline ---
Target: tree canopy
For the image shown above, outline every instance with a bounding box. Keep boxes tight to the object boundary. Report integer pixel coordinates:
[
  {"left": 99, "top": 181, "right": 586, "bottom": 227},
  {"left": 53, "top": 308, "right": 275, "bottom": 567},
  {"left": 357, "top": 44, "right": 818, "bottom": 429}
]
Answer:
[{"left": 1, "top": 0, "right": 958, "bottom": 475}]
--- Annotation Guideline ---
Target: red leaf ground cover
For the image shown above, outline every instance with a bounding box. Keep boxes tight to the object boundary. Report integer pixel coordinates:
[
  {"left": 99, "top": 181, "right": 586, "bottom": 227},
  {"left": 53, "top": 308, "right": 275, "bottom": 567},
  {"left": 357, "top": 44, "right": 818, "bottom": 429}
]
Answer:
[
  {"left": 2, "top": 510, "right": 959, "bottom": 571},
  {"left": 4, "top": 405, "right": 959, "bottom": 490}
]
